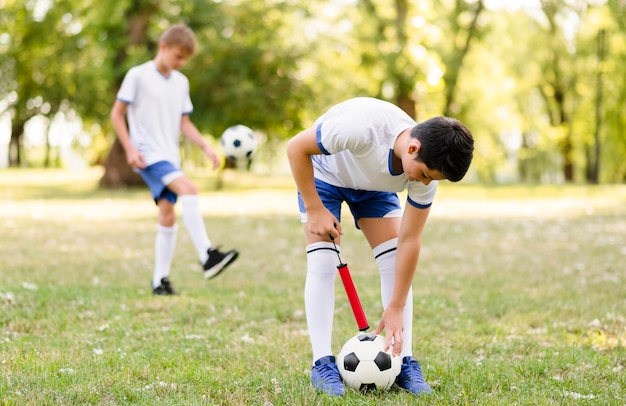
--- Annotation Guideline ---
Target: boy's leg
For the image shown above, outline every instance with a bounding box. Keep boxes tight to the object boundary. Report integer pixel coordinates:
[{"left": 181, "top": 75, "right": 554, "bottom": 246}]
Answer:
[
  {"left": 179, "top": 194, "right": 212, "bottom": 264},
  {"left": 371, "top": 236, "right": 413, "bottom": 358},
  {"left": 305, "top": 241, "right": 340, "bottom": 361},
  {"left": 358, "top": 211, "right": 432, "bottom": 396},
  {"left": 358, "top": 218, "right": 414, "bottom": 356},
  {"left": 304, "top": 240, "right": 344, "bottom": 396},
  {"left": 298, "top": 180, "right": 345, "bottom": 396},
  {"left": 153, "top": 199, "right": 178, "bottom": 295},
  {"left": 167, "top": 175, "right": 238, "bottom": 277}
]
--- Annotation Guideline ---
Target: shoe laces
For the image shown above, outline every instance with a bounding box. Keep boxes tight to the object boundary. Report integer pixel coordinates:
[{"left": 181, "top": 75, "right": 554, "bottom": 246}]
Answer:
[
  {"left": 316, "top": 363, "right": 342, "bottom": 384},
  {"left": 401, "top": 357, "right": 425, "bottom": 382}
]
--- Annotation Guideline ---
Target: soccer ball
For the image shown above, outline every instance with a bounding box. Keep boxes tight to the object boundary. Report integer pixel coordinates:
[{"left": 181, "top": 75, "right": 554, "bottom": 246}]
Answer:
[
  {"left": 220, "top": 125, "right": 257, "bottom": 163},
  {"left": 337, "top": 333, "right": 401, "bottom": 391}
]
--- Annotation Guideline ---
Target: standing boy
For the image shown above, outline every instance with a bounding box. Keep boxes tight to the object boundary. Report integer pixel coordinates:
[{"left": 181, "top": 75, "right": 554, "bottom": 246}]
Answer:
[
  {"left": 111, "top": 24, "right": 238, "bottom": 295},
  {"left": 286, "top": 97, "right": 474, "bottom": 396}
]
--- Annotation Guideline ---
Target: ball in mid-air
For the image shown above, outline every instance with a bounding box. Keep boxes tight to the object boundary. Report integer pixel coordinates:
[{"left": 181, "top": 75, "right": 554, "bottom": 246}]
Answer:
[
  {"left": 337, "top": 333, "right": 401, "bottom": 391},
  {"left": 220, "top": 125, "right": 257, "bottom": 163}
]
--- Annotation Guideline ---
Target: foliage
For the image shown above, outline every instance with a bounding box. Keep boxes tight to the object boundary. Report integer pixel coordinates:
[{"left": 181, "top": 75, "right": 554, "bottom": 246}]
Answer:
[{"left": 1, "top": 0, "right": 626, "bottom": 183}]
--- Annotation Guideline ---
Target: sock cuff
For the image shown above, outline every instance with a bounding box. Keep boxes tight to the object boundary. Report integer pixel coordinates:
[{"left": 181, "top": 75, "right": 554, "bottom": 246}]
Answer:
[
  {"left": 179, "top": 194, "right": 199, "bottom": 206},
  {"left": 157, "top": 224, "right": 178, "bottom": 234},
  {"left": 306, "top": 241, "right": 339, "bottom": 255},
  {"left": 373, "top": 237, "right": 398, "bottom": 259}
]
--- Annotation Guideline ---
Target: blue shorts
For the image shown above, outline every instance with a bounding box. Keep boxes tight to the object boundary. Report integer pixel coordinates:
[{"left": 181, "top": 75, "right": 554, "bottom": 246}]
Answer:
[
  {"left": 298, "top": 178, "right": 402, "bottom": 228},
  {"left": 139, "top": 161, "right": 184, "bottom": 205}
]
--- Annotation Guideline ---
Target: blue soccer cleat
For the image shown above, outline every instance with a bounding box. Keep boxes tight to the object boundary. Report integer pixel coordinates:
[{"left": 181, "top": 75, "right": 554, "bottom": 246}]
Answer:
[
  {"left": 396, "top": 356, "right": 433, "bottom": 396},
  {"left": 311, "top": 356, "right": 345, "bottom": 396}
]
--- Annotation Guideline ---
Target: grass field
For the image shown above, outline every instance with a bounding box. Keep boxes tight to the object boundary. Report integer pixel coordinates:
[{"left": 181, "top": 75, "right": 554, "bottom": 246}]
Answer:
[{"left": 1, "top": 168, "right": 625, "bottom": 405}]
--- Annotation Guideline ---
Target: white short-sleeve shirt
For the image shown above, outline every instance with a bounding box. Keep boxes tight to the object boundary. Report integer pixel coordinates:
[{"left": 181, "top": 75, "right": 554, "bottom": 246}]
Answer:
[
  {"left": 116, "top": 61, "right": 193, "bottom": 167},
  {"left": 312, "top": 97, "right": 438, "bottom": 207}
]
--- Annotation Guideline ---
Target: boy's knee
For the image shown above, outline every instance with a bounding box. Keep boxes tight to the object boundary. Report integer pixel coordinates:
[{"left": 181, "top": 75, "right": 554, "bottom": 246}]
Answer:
[
  {"left": 181, "top": 184, "right": 198, "bottom": 195},
  {"left": 158, "top": 207, "right": 176, "bottom": 227}
]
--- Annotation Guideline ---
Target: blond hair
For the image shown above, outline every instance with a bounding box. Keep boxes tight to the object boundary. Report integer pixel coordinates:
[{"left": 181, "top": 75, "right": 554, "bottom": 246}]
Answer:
[{"left": 160, "top": 24, "right": 197, "bottom": 55}]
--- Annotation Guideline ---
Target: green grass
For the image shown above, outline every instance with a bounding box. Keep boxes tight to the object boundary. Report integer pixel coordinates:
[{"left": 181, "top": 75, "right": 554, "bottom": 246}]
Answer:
[{"left": 1, "top": 168, "right": 625, "bottom": 405}]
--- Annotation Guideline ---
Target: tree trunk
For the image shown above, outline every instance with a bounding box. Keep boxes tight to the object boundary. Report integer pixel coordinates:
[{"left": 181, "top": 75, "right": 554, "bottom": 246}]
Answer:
[
  {"left": 587, "top": 28, "right": 605, "bottom": 184},
  {"left": 443, "top": 0, "right": 484, "bottom": 117},
  {"left": 99, "top": 0, "right": 158, "bottom": 188},
  {"left": 9, "top": 120, "right": 25, "bottom": 167}
]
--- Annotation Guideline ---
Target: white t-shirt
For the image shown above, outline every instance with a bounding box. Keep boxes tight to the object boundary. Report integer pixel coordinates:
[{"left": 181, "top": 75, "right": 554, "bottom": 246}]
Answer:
[
  {"left": 312, "top": 97, "right": 438, "bottom": 207},
  {"left": 116, "top": 61, "right": 193, "bottom": 167}
]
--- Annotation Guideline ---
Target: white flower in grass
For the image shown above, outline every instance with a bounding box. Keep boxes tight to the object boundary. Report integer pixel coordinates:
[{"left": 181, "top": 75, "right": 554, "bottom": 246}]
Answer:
[
  {"left": 271, "top": 378, "right": 282, "bottom": 394},
  {"left": 93, "top": 348, "right": 103, "bottom": 355},
  {"left": 96, "top": 323, "right": 109, "bottom": 332},
  {"left": 241, "top": 333, "right": 254, "bottom": 343},
  {"left": 21, "top": 283, "right": 37, "bottom": 290},
  {"left": 59, "top": 368, "right": 75, "bottom": 374},
  {"left": 292, "top": 329, "right": 308, "bottom": 337},
  {"left": 564, "top": 391, "right": 595, "bottom": 400},
  {"left": 588, "top": 318, "right": 602, "bottom": 328},
  {"left": 0, "top": 292, "right": 15, "bottom": 303},
  {"left": 185, "top": 334, "right": 205, "bottom": 340},
  {"left": 143, "top": 382, "right": 176, "bottom": 391}
]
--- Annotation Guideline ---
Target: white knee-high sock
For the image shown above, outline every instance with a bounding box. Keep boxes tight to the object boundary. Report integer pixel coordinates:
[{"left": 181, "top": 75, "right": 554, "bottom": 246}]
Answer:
[
  {"left": 374, "top": 237, "right": 413, "bottom": 358},
  {"left": 154, "top": 224, "right": 178, "bottom": 287},
  {"left": 180, "top": 195, "right": 212, "bottom": 264},
  {"left": 305, "top": 241, "right": 341, "bottom": 363}
]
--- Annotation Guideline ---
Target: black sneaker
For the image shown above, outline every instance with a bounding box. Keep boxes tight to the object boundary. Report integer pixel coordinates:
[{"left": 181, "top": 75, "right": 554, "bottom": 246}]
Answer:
[
  {"left": 152, "top": 277, "right": 178, "bottom": 295},
  {"left": 203, "top": 247, "right": 239, "bottom": 279}
]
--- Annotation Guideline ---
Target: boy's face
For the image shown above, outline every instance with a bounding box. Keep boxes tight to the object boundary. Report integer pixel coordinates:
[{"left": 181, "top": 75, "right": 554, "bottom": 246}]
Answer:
[
  {"left": 161, "top": 44, "right": 192, "bottom": 71},
  {"left": 402, "top": 142, "right": 445, "bottom": 185},
  {"left": 404, "top": 160, "right": 444, "bottom": 185}
]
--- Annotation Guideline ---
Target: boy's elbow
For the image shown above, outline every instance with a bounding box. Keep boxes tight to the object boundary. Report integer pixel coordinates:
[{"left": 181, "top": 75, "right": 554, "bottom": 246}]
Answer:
[{"left": 285, "top": 137, "right": 298, "bottom": 158}]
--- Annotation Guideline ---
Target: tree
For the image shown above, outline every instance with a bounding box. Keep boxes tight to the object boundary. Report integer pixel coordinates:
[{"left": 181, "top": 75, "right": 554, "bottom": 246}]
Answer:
[
  {"left": 98, "top": 0, "right": 312, "bottom": 187},
  {"left": 438, "top": 0, "right": 485, "bottom": 118},
  {"left": 99, "top": 0, "right": 159, "bottom": 187}
]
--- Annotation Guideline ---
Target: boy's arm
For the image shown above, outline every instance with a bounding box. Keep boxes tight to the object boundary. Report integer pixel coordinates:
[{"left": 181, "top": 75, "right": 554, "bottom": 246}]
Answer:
[
  {"left": 286, "top": 126, "right": 342, "bottom": 240},
  {"left": 111, "top": 100, "right": 146, "bottom": 169},
  {"left": 180, "top": 115, "right": 220, "bottom": 170},
  {"left": 374, "top": 203, "right": 430, "bottom": 355}
]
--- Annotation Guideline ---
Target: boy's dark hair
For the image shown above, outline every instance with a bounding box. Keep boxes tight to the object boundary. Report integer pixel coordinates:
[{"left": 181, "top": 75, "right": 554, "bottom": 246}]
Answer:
[
  {"left": 160, "top": 24, "right": 197, "bottom": 55},
  {"left": 410, "top": 116, "right": 474, "bottom": 182}
]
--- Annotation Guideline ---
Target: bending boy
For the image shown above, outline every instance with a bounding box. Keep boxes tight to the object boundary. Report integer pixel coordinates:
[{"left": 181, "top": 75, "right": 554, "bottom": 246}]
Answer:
[{"left": 286, "top": 97, "right": 474, "bottom": 396}]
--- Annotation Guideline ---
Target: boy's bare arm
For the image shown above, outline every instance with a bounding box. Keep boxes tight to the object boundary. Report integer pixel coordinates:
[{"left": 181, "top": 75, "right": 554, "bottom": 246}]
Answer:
[
  {"left": 180, "top": 115, "right": 219, "bottom": 170},
  {"left": 374, "top": 204, "right": 430, "bottom": 355},
  {"left": 286, "top": 127, "right": 342, "bottom": 240},
  {"left": 111, "top": 100, "right": 146, "bottom": 169}
]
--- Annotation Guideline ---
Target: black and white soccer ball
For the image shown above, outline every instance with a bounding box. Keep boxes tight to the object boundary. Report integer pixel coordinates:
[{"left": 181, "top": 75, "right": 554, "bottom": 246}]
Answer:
[
  {"left": 337, "top": 333, "right": 401, "bottom": 391},
  {"left": 220, "top": 125, "right": 257, "bottom": 163}
]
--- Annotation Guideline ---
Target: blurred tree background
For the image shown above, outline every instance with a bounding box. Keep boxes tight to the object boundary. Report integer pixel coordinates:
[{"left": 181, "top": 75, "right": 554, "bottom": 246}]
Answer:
[{"left": 1, "top": 0, "right": 625, "bottom": 185}]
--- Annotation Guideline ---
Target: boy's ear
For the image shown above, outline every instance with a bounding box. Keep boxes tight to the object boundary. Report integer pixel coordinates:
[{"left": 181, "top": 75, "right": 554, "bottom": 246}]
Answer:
[{"left": 408, "top": 140, "right": 421, "bottom": 156}]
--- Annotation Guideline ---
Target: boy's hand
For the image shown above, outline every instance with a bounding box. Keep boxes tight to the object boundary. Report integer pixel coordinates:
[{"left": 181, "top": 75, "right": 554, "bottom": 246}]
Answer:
[
  {"left": 306, "top": 207, "right": 342, "bottom": 240},
  {"left": 126, "top": 147, "right": 147, "bottom": 169},
  {"left": 202, "top": 145, "right": 220, "bottom": 170},
  {"left": 373, "top": 305, "right": 404, "bottom": 356}
]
